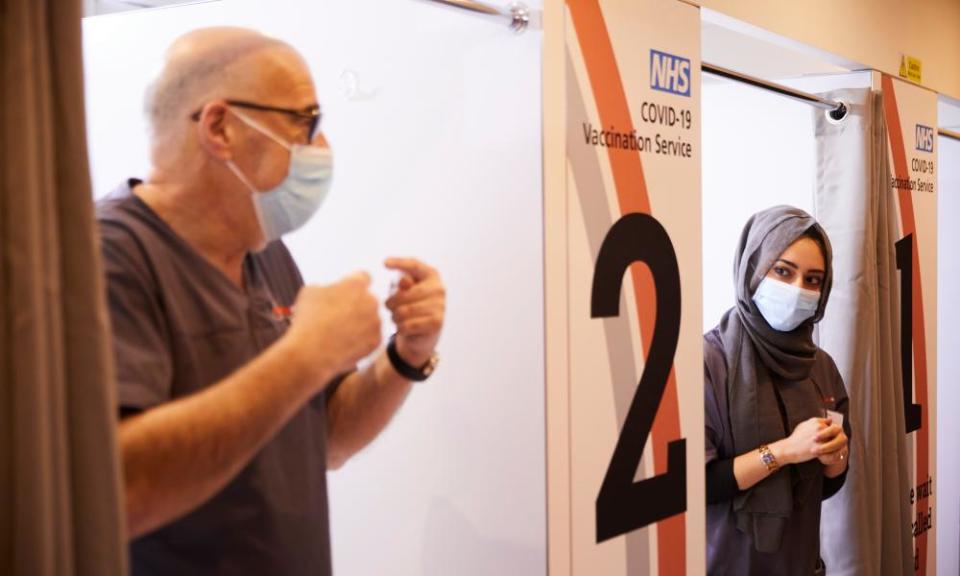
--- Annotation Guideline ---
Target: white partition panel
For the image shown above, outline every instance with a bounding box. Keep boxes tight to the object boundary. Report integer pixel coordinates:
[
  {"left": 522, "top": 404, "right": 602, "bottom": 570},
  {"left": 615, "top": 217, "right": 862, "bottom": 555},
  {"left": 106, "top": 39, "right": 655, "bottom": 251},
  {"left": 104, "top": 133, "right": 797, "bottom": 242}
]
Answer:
[
  {"left": 83, "top": 1, "right": 546, "bottom": 574},
  {"left": 937, "top": 130, "right": 960, "bottom": 576}
]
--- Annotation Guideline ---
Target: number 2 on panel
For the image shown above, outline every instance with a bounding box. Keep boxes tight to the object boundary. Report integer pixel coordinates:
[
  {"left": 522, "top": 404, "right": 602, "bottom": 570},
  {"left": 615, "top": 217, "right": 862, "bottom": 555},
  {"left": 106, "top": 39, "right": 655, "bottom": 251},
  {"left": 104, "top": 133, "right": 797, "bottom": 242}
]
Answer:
[{"left": 591, "top": 213, "right": 687, "bottom": 543}]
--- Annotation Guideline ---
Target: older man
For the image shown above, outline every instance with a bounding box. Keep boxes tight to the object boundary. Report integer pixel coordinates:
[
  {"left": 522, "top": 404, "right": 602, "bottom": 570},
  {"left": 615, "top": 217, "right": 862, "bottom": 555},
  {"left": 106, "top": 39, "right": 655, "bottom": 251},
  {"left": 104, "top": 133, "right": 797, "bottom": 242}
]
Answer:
[{"left": 97, "top": 27, "right": 445, "bottom": 575}]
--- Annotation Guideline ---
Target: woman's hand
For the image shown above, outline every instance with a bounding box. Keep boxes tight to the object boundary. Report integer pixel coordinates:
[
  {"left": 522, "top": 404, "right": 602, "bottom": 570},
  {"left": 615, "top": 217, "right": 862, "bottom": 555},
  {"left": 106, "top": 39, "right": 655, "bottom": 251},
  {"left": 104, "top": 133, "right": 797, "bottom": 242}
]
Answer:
[
  {"left": 815, "top": 425, "right": 848, "bottom": 463},
  {"left": 773, "top": 417, "right": 831, "bottom": 465},
  {"left": 816, "top": 424, "right": 849, "bottom": 477},
  {"left": 733, "top": 417, "right": 848, "bottom": 492}
]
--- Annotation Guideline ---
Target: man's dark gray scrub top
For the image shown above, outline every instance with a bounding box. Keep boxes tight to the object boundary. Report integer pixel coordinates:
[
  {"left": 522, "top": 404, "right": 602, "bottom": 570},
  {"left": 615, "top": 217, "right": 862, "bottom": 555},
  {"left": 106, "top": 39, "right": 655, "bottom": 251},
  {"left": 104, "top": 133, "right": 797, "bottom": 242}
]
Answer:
[{"left": 98, "top": 180, "right": 338, "bottom": 576}]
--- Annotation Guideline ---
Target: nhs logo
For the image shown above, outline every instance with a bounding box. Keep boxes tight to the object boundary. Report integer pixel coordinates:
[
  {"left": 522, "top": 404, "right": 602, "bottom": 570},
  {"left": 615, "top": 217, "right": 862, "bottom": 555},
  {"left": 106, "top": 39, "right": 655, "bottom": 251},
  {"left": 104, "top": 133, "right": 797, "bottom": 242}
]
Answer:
[
  {"left": 650, "top": 49, "right": 691, "bottom": 97},
  {"left": 915, "top": 124, "right": 934, "bottom": 153}
]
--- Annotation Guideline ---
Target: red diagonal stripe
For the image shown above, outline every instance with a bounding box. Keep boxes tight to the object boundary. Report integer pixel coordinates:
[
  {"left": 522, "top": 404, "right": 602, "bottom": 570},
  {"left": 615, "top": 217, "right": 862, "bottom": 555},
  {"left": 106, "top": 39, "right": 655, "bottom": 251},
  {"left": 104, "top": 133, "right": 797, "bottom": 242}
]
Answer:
[{"left": 567, "top": 2, "right": 686, "bottom": 573}]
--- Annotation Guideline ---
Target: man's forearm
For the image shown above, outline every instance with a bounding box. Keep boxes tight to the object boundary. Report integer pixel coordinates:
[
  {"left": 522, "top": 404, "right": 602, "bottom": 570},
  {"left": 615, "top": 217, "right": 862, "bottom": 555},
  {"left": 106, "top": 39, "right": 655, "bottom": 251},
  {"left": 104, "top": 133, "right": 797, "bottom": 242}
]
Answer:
[
  {"left": 326, "top": 350, "right": 414, "bottom": 469},
  {"left": 121, "top": 337, "right": 331, "bottom": 539}
]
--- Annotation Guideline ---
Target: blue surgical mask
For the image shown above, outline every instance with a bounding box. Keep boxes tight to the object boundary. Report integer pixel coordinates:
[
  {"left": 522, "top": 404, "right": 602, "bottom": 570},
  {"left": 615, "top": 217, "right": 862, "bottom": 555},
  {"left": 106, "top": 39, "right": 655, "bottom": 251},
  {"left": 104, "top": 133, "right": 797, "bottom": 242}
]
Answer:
[
  {"left": 225, "top": 108, "right": 333, "bottom": 243},
  {"left": 752, "top": 277, "right": 821, "bottom": 332}
]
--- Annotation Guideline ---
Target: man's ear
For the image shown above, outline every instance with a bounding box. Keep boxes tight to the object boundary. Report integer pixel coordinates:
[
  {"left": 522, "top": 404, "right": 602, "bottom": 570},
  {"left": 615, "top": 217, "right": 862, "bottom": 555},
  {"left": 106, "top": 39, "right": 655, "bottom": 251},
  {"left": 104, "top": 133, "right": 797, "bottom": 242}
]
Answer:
[{"left": 195, "top": 100, "right": 233, "bottom": 160}]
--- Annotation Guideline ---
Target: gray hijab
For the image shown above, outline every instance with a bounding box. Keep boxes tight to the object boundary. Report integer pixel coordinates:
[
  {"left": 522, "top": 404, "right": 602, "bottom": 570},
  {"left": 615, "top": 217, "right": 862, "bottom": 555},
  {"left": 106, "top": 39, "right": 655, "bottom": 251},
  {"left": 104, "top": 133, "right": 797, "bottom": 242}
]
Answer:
[{"left": 715, "top": 205, "right": 833, "bottom": 553}]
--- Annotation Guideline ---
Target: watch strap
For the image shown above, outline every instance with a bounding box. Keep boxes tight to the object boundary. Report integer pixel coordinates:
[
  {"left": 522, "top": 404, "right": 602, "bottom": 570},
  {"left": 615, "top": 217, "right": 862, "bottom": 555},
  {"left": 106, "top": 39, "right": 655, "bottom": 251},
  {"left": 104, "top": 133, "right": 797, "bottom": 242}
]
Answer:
[{"left": 386, "top": 334, "right": 438, "bottom": 382}]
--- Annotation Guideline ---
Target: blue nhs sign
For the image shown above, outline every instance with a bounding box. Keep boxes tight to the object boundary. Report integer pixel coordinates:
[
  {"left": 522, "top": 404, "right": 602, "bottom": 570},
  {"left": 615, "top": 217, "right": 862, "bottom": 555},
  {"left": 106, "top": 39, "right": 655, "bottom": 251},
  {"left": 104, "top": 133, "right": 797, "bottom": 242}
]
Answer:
[
  {"left": 650, "top": 49, "right": 691, "bottom": 97},
  {"left": 915, "top": 124, "right": 934, "bottom": 153}
]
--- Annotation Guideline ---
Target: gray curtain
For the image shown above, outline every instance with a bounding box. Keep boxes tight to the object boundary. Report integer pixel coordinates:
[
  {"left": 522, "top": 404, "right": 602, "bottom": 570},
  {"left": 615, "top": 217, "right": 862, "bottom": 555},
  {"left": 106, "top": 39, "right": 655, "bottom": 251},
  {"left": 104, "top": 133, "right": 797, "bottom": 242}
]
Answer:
[
  {"left": 813, "top": 88, "right": 912, "bottom": 575},
  {"left": 0, "top": 0, "right": 128, "bottom": 574}
]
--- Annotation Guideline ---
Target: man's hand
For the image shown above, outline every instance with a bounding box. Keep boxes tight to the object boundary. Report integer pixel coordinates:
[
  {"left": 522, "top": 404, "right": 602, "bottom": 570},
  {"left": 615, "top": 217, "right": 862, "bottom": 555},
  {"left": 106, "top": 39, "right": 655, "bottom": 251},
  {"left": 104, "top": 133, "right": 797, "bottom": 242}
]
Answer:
[
  {"left": 323, "top": 259, "right": 444, "bottom": 468},
  {"left": 384, "top": 258, "right": 445, "bottom": 368},
  {"left": 287, "top": 271, "right": 382, "bottom": 382}
]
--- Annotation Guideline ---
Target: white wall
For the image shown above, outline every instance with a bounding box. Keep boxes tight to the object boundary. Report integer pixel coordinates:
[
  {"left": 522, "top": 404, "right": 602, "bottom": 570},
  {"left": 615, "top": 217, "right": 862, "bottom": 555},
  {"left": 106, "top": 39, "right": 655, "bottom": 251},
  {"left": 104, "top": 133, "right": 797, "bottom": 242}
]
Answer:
[
  {"left": 937, "top": 130, "right": 960, "bottom": 576},
  {"left": 82, "top": 1, "right": 547, "bottom": 574},
  {"left": 701, "top": 72, "right": 871, "bottom": 332},
  {"left": 701, "top": 78, "right": 815, "bottom": 331}
]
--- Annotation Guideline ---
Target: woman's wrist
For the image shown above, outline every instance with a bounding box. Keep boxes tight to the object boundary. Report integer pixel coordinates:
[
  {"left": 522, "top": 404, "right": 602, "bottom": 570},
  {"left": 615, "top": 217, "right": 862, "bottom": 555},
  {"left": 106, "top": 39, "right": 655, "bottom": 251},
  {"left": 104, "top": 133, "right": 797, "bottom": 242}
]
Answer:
[{"left": 768, "top": 439, "right": 793, "bottom": 466}]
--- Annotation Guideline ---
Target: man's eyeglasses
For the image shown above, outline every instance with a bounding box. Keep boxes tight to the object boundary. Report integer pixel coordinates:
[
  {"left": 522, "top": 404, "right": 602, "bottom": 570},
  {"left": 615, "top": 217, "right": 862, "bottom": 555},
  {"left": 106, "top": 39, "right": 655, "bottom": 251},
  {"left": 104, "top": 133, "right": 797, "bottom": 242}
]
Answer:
[{"left": 190, "top": 100, "right": 322, "bottom": 143}]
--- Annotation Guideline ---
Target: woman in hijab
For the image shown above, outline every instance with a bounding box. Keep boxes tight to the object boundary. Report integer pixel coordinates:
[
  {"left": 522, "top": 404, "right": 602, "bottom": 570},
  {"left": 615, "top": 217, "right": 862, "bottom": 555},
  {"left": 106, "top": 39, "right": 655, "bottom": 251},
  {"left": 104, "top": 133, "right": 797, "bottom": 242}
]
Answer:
[{"left": 704, "top": 205, "right": 850, "bottom": 575}]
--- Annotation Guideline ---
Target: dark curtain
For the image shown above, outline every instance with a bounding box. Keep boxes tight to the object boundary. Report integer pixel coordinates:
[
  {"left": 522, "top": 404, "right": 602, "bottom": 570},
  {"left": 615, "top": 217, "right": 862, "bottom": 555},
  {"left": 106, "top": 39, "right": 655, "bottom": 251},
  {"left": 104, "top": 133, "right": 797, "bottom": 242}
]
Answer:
[{"left": 0, "top": 0, "right": 127, "bottom": 573}]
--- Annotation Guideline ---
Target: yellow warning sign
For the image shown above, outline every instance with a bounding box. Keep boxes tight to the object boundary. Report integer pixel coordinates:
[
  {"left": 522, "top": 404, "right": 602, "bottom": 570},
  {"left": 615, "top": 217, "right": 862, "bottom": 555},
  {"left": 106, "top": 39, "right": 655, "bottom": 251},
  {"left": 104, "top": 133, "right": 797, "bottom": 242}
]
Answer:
[{"left": 899, "top": 54, "right": 922, "bottom": 84}]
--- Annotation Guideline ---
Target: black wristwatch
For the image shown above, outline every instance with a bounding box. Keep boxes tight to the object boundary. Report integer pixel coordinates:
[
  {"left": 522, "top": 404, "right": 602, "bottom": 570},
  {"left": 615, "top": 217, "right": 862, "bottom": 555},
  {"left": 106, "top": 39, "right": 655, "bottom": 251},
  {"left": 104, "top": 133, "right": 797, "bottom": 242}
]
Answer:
[{"left": 386, "top": 334, "right": 439, "bottom": 382}]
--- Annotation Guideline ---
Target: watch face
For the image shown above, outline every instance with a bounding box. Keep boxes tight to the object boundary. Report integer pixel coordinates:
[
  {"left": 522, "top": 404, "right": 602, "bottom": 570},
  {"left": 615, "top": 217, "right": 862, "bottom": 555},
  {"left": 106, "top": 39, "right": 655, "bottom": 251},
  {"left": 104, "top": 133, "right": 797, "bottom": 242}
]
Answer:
[{"left": 759, "top": 446, "right": 777, "bottom": 471}]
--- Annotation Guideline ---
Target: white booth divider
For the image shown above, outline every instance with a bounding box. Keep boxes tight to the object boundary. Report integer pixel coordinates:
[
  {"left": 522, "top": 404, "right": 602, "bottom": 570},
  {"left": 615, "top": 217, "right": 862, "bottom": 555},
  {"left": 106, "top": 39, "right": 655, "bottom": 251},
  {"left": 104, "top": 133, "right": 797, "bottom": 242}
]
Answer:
[
  {"left": 83, "top": 1, "right": 547, "bottom": 574},
  {"left": 937, "top": 128, "right": 960, "bottom": 576}
]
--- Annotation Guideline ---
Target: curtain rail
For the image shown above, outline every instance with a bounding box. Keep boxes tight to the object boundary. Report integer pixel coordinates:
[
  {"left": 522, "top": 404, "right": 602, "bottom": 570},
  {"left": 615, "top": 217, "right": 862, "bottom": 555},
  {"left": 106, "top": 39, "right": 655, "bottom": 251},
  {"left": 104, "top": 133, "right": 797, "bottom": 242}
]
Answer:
[
  {"left": 418, "top": 0, "right": 530, "bottom": 32},
  {"left": 702, "top": 63, "right": 848, "bottom": 120},
  {"left": 414, "top": 10, "right": 950, "bottom": 134},
  {"left": 702, "top": 64, "right": 960, "bottom": 139},
  {"left": 940, "top": 128, "right": 960, "bottom": 142}
]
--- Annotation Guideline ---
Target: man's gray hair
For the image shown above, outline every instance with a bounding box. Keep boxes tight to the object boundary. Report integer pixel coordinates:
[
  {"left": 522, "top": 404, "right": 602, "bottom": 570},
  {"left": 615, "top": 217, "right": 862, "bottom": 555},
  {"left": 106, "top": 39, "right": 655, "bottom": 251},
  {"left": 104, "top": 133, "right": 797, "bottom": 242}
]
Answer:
[{"left": 143, "top": 28, "right": 290, "bottom": 146}]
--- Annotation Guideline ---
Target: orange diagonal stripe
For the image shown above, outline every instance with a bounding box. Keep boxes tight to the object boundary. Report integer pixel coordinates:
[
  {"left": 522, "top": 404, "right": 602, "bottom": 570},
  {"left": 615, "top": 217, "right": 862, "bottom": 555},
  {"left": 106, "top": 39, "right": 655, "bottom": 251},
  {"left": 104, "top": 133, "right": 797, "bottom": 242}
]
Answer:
[{"left": 567, "top": 1, "right": 686, "bottom": 573}]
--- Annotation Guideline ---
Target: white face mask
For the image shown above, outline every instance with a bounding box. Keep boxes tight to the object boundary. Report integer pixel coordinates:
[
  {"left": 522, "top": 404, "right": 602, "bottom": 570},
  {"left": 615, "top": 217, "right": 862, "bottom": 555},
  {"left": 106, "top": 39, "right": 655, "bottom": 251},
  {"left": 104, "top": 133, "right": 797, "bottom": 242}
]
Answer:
[
  {"left": 225, "top": 108, "right": 333, "bottom": 243},
  {"left": 751, "top": 276, "right": 821, "bottom": 332}
]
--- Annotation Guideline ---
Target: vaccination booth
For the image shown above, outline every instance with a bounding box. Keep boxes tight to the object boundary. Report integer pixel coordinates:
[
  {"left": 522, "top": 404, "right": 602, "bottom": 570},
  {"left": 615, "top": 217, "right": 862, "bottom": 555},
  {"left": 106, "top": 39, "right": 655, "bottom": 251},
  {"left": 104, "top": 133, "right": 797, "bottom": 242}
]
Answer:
[{"left": 82, "top": 0, "right": 959, "bottom": 574}]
